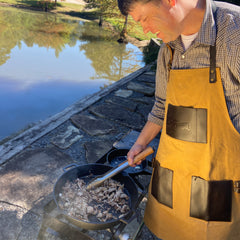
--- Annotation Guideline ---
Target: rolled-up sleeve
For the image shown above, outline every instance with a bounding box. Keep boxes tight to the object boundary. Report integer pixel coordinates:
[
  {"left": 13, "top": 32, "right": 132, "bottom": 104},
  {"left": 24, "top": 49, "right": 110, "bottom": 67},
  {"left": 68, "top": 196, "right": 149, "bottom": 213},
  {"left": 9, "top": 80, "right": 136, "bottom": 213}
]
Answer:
[{"left": 148, "top": 44, "right": 170, "bottom": 127}]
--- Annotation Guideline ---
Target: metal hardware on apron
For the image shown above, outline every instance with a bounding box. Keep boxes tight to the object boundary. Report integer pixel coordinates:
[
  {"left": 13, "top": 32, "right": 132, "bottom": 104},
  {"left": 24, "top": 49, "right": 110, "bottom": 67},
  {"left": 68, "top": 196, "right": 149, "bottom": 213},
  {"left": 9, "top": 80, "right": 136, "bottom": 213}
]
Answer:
[{"left": 144, "top": 4, "right": 240, "bottom": 240}]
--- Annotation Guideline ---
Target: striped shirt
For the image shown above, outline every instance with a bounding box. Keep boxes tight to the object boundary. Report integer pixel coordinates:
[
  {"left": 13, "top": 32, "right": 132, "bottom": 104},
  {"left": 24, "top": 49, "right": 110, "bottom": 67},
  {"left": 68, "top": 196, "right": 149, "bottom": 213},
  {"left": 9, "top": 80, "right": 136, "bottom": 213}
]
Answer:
[{"left": 148, "top": 0, "right": 240, "bottom": 133}]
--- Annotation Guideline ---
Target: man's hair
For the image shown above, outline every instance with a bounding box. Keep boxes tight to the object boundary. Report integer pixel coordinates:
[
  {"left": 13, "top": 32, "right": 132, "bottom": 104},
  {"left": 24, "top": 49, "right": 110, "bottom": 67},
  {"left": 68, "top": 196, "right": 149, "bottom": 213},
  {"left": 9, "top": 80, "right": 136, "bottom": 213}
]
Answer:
[{"left": 117, "top": 0, "right": 153, "bottom": 16}]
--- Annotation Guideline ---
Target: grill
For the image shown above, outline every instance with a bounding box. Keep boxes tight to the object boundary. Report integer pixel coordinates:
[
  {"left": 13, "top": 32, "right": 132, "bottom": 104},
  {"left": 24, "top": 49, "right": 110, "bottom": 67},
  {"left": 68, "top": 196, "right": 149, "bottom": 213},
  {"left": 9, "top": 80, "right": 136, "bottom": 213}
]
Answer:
[{"left": 37, "top": 146, "right": 155, "bottom": 240}]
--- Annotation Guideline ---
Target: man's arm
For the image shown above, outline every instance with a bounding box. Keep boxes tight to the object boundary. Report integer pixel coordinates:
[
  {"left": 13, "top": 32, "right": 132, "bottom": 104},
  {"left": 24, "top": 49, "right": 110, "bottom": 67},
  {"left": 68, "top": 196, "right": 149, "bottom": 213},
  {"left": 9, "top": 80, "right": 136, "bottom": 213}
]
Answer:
[{"left": 127, "top": 45, "right": 170, "bottom": 166}]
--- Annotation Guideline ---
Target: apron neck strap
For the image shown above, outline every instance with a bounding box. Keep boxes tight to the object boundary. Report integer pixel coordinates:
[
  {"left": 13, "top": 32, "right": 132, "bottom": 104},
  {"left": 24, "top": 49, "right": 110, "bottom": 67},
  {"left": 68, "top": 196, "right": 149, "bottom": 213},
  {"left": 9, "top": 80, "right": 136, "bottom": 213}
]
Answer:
[
  {"left": 209, "top": 1, "right": 217, "bottom": 83},
  {"left": 166, "top": 44, "right": 173, "bottom": 71},
  {"left": 209, "top": 45, "right": 217, "bottom": 83}
]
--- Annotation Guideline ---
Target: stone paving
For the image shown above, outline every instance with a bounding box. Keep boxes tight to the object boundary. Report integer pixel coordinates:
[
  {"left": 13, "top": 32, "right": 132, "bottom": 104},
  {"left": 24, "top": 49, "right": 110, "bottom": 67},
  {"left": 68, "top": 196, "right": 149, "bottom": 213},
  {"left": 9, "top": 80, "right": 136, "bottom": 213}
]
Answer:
[{"left": 0, "top": 64, "right": 161, "bottom": 240}]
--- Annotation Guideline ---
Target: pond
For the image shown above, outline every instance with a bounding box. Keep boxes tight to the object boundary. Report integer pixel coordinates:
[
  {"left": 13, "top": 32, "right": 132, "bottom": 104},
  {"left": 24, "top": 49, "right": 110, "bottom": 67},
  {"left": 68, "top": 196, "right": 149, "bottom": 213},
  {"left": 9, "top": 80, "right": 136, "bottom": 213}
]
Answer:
[{"left": 0, "top": 7, "right": 144, "bottom": 141}]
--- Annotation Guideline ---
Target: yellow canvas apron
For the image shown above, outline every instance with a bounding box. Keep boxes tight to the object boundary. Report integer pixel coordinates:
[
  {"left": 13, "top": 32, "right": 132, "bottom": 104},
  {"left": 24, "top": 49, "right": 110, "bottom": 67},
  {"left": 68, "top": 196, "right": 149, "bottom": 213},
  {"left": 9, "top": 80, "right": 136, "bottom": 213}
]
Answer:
[{"left": 144, "top": 44, "right": 240, "bottom": 240}]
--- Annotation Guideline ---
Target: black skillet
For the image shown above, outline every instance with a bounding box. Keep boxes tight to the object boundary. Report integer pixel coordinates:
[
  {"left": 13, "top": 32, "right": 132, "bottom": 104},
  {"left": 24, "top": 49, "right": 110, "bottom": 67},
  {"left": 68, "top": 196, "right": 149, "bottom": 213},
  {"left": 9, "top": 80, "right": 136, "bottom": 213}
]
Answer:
[{"left": 53, "top": 163, "right": 139, "bottom": 230}]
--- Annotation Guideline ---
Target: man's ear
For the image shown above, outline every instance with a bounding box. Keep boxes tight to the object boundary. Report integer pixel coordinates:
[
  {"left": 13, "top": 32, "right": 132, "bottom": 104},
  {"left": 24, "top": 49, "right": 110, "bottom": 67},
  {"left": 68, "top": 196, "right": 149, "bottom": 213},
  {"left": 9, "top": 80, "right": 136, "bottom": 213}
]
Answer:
[{"left": 169, "top": 0, "right": 176, "bottom": 7}]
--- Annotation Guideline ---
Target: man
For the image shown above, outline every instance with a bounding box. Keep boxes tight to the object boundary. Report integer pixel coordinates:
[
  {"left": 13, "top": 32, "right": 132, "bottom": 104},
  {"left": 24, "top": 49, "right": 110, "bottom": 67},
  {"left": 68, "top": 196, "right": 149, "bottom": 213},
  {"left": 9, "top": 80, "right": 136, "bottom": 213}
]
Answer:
[{"left": 117, "top": 0, "right": 240, "bottom": 239}]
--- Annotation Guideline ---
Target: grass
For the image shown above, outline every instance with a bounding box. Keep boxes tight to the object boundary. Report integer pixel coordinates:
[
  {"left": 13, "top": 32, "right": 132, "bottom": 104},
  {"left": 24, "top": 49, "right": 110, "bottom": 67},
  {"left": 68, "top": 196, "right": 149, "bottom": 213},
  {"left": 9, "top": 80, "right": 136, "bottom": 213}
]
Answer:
[{"left": 0, "top": 0, "right": 17, "bottom": 4}]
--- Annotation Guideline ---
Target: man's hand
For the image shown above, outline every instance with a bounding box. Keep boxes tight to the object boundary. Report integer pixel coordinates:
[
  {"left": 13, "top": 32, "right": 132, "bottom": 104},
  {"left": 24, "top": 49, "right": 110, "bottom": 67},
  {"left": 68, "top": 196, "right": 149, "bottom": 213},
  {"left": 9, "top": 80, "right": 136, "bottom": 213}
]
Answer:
[
  {"left": 127, "top": 121, "right": 162, "bottom": 167},
  {"left": 127, "top": 143, "right": 147, "bottom": 167}
]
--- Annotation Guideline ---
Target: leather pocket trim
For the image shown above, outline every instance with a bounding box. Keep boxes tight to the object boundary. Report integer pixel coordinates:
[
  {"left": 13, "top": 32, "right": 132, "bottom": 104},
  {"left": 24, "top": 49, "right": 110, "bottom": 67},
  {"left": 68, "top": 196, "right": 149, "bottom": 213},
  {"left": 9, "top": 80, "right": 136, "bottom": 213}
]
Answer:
[
  {"left": 166, "top": 104, "right": 207, "bottom": 143},
  {"left": 151, "top": 161, "right": 173, "bottom": 208},
  {"left": 190, "top": 176, "right": 232, "bottom": 221}
]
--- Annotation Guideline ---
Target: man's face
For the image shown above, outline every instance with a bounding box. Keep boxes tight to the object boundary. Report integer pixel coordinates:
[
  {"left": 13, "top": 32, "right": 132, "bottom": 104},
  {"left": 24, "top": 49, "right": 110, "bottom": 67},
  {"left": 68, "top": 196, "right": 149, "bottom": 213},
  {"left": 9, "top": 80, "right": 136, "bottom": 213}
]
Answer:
[{"left": 129, "top": 0, "right": 183, "bottom": 43}]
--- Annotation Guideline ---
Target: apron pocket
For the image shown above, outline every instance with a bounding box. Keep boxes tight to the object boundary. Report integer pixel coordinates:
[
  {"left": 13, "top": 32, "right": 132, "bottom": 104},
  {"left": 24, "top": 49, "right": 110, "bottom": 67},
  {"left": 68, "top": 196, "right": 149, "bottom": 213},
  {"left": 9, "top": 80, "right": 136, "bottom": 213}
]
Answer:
[
  {"left": 151, "top": 161, "right": 173, "bottom": 208},
  {"left": 190, "top": 176, "right": 232, "bottom": 221},
  {"left": 166, "top": 104, "right": 207, "bottom": 143}
]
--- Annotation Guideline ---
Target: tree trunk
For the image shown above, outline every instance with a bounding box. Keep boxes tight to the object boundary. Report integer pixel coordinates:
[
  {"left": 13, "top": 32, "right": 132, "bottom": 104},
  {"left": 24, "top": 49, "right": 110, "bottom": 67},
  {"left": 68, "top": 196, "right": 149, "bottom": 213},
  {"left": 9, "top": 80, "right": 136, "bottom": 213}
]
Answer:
[
  {"left": 121, "top": 15, "right": 128, "bottom": 37},
  {"left": 45, "top": 2, "right": 48, "bottom": 12},
  {"left": 118, "top": 15, "right": 128, "bottom": 43},
  {"left": 99, "top": 15, "right": 103, "bottom": 27}
]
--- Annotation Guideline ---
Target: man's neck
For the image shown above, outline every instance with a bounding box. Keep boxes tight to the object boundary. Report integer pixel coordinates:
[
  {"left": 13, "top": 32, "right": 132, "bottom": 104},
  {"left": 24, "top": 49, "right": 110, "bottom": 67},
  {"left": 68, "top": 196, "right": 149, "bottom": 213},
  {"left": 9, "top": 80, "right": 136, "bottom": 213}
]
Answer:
[{"left": 182, "top": 0, "right": 206, "bottom": 35}]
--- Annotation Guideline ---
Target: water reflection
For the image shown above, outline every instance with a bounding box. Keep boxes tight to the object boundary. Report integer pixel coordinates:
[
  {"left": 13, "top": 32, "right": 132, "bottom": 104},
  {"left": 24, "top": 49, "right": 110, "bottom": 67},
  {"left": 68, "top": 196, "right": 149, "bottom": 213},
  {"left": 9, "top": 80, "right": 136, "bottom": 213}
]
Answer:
[{"left": 0, "top": 7, "right": 144, "bottom": 140}]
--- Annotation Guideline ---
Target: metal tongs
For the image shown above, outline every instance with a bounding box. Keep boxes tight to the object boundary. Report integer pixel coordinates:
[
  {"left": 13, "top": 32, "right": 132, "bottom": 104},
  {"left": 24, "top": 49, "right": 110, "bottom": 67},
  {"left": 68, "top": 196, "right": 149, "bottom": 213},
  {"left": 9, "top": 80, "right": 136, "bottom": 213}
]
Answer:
[{"left": 86, "top": 146, "right": 154, "bottom": 190}]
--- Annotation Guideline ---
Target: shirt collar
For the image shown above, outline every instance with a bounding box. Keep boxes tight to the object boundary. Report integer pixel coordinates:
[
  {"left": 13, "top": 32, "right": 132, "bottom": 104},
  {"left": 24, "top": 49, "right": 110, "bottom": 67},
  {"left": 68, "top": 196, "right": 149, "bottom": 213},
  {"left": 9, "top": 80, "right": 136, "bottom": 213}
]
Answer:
[
  {"left": 169, "top": 0, "right": 217, "bottom": 49},
  {"left": 197, "top": 0, "right": 217, "bottom": 46}
]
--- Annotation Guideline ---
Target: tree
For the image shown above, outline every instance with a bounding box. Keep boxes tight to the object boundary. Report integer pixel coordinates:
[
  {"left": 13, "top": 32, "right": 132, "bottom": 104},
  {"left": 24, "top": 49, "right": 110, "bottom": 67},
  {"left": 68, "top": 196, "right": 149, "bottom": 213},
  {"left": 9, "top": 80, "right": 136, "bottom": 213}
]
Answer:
[
  {"left": 85, "top": 0, "right": 118, "bottom": 26},
  {"left": 38, "top": 0, "right": 57, "bottom": 12}
]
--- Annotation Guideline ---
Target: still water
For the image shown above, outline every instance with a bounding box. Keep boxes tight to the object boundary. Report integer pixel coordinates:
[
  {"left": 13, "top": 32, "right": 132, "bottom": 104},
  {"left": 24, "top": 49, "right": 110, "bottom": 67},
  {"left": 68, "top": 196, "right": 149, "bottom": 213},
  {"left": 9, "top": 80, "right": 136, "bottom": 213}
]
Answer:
[{"left": 0, "top": 7, "right": 144, "bottom": 141}]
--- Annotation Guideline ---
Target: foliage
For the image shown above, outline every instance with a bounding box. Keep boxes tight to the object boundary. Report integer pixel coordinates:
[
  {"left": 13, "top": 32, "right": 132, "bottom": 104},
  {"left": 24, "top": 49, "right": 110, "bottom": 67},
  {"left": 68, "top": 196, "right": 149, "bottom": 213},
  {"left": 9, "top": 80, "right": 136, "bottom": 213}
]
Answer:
[
  {"left": 142, "top": 39, "right": 161, "bottom": 64},
  {"left": 37, "top": 0, "right": 55, "bottom": 11},
  {"left": 85, "top": 0, "right": 118, "bottom": 16},
  {"left": 84, "top": 0, "right": 119, "bottom": 25}
]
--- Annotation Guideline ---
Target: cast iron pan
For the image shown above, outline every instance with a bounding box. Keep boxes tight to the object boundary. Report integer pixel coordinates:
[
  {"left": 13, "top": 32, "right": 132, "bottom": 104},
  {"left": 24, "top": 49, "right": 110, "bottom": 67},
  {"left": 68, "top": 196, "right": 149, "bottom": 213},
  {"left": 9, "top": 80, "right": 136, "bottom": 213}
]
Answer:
[{"left": 53, "top": 163, "right": 138, "bottom": 230}]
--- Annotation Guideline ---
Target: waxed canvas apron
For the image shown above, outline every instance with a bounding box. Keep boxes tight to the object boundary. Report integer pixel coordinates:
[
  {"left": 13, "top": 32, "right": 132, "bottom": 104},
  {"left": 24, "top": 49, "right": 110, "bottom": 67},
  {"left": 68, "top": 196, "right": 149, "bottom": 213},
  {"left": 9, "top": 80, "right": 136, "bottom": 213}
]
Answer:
[{"left": 144, "top": 44, "right": 240, "bottom": 240}]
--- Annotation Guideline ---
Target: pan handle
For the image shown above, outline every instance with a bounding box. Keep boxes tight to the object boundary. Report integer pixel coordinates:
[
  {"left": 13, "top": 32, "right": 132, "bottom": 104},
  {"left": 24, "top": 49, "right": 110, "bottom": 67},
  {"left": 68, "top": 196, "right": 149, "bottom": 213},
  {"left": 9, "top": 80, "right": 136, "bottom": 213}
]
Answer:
[
  {"left": 63, "top": 163, "right": 80, "bottom": 172},
  {"left": 132, "top": 146, "right": 154, "bottom": 165},
  {"left": 118, "top": 146, "right": 154, "bottom": 168},
  {"left": 105, "top": 146, "right": 155, "bottom": 179}
]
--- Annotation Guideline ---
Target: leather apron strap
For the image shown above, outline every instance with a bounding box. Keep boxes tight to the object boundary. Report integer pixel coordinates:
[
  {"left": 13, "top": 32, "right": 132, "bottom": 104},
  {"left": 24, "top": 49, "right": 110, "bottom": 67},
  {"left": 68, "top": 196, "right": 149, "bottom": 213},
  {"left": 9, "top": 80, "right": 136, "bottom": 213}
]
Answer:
[{"left": 210, "top": 1, "right": 217, "bottom": 83}]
